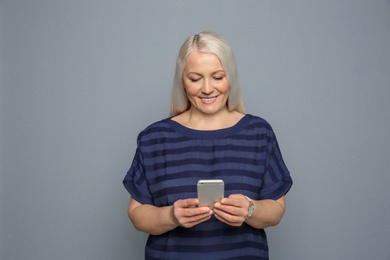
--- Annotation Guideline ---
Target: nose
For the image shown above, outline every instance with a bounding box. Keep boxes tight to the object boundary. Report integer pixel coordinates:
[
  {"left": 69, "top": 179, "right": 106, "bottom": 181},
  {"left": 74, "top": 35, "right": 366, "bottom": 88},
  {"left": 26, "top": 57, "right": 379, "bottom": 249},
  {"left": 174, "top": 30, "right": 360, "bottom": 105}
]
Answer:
[{"left": 201, "top": 79, "right": 214, "bottom": 94}]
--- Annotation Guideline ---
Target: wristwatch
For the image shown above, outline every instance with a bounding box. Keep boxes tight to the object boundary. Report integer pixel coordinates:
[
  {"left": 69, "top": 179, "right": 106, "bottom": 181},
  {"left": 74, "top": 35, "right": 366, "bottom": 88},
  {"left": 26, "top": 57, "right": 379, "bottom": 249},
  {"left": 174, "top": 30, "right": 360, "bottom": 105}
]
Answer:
[{"left": 245, "top": 196, "right": 255, "bottom": 218}]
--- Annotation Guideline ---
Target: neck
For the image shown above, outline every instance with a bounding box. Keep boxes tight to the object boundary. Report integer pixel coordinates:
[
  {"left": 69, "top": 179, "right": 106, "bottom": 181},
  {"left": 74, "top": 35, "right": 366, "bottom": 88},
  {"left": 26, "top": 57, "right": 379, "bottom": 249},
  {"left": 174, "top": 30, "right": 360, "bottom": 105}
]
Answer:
[{"left": 182, "top": 108, "right": 243, "bottom": 131}]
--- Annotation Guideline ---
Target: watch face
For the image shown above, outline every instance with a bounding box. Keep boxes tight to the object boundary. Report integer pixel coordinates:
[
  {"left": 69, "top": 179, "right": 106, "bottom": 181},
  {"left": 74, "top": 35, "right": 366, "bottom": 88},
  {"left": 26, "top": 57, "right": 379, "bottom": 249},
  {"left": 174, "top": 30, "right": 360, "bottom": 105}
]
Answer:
[{"left": 248, "top": 202, "right": 255, "bottom": 217}]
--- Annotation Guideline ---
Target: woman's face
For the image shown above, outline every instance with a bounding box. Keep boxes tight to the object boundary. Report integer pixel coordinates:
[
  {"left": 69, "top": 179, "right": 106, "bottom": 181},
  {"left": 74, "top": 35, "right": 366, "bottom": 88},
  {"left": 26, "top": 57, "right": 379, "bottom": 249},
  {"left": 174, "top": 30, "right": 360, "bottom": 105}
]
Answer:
[{"left": 182, "top": 51, "right": 230, "bottom": 116}]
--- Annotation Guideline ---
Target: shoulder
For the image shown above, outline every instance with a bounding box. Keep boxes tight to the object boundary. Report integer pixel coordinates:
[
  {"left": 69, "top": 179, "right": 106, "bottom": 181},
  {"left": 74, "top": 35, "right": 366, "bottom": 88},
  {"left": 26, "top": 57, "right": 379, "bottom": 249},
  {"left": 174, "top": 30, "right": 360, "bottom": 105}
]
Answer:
[
  {"left": 142, "top": 118, "right": 171, "bottom": 131},
  {"left": 242, "top": 114, "right": 280, "bottom": 144},
  {"left": 245, "top": 114, "right": 273, "bottom": 131},
  {"left": 136, "top": 118, "right": 176, "bottom": 143}
]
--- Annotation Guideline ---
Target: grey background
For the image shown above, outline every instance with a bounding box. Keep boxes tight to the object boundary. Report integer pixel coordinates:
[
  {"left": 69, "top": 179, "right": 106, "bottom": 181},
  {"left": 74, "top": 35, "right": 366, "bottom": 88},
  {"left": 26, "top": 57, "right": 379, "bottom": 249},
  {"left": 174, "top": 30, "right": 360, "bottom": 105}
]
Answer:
[{"left": 1, "top": 1, "right": 390, "bottom": 259}]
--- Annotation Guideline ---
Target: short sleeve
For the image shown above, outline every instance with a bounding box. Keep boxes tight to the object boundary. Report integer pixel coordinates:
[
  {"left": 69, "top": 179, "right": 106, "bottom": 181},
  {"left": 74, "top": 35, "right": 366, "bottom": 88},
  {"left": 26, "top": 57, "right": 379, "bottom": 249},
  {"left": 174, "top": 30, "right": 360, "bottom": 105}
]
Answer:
[
  {"left": 258, "top": 129, "right": 292, "bottom": 200},
  {"left": 123, "top": 145, "right": 154, "bottom": 205}
]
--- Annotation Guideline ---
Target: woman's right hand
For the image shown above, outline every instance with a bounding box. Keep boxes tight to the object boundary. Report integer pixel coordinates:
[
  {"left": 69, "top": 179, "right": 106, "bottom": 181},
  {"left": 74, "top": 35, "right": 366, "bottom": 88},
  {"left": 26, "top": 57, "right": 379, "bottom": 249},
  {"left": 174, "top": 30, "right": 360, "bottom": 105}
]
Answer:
[{"left": 171, "top": 198, "right": 213, "bottom": 228}]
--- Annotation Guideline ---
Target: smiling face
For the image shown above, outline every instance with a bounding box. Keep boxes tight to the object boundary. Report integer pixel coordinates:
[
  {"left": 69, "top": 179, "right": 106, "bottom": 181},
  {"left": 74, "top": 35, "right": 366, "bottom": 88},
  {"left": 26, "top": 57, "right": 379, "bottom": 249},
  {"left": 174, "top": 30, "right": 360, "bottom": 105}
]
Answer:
[{"left": 182, "top": 51, "right": 230, "bottom": 116}]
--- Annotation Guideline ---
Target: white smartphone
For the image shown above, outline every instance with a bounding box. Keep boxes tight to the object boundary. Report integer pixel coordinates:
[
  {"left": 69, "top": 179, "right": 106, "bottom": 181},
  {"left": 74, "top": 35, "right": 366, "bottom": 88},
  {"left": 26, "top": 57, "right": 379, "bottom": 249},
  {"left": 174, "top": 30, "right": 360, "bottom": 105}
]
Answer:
[{"left": 197, "top": 179, "right": 224, "bottom": 208}]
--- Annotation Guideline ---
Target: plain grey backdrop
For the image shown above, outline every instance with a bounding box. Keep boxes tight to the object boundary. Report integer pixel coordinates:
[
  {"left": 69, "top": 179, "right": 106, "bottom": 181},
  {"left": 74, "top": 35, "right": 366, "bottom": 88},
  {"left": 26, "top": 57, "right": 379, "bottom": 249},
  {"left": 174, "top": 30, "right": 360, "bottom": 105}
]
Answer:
[{"left": 1, "top": 1, "right": 390, "bottom": 259}]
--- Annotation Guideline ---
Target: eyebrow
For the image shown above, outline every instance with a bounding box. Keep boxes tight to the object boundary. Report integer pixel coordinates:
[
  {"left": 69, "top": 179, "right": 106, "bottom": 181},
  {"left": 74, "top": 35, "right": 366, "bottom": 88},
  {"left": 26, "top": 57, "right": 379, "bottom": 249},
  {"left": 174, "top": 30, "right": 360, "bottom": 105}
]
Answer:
[{"left": 186, "top": 70, "right": 225, "bottom": 75}]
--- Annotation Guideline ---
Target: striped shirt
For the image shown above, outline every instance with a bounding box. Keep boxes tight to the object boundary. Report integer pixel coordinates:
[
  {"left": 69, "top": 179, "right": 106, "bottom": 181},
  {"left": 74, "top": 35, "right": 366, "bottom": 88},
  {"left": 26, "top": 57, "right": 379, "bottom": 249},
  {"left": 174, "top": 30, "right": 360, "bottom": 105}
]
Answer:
[{"left": 123, "top": 114, "right": 292, "bottom": 259}]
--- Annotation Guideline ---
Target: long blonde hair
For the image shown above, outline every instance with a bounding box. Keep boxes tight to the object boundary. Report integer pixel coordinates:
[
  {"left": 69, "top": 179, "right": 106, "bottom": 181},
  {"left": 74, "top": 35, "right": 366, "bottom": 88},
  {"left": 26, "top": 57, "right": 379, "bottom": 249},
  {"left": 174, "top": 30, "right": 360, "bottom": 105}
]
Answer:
[{"left": 170, "top": 32, "right": 246, "bottom": 116}]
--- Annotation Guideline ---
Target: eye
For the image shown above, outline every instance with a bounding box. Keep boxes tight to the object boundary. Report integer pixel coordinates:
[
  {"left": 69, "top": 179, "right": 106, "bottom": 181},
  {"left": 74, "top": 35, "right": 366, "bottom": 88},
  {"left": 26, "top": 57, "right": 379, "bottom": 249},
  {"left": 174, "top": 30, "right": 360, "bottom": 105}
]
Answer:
[
  {"left": 213, "top": 76, "right": 223, "bottom": 81},
  {"left": 190, "top": 78, "right": 201, "bottom": 82}
]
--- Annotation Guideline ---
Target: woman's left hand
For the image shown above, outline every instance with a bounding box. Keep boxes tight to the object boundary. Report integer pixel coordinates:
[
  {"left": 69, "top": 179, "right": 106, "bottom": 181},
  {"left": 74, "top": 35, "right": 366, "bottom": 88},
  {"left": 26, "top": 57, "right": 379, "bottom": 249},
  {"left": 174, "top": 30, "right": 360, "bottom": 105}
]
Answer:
[{"left": 213, "top": 194, "right": 249, "bottom": 226}]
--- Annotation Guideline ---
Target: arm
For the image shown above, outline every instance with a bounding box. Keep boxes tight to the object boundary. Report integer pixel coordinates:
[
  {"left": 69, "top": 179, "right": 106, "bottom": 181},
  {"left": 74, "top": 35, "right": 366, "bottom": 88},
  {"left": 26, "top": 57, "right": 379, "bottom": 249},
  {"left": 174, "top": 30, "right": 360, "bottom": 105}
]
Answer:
[
  {"left": 128, "top": 197, "right": 213, "bottom": 235},
  {"left": 245, "top": 196, "right": 286, "bottom": 228},
  {"left": 213, "top": 195, "right": 286, "bottom": 229}
]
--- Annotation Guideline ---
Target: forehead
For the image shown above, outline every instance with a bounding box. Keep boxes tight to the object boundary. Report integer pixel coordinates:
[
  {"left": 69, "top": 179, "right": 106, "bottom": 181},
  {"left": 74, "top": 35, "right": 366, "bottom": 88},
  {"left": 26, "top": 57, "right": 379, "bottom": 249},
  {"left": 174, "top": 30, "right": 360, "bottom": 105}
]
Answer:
[{"left": 184, "top": 51, "right": 223, "bottom": 72}]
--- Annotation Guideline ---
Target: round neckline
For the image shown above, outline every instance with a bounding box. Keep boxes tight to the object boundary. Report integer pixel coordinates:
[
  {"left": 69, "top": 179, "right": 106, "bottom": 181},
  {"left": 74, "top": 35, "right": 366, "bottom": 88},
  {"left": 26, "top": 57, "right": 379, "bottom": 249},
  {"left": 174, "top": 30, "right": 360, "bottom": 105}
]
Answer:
[{"left": 166, "top": 114, "right": 251, "bottom": 139}]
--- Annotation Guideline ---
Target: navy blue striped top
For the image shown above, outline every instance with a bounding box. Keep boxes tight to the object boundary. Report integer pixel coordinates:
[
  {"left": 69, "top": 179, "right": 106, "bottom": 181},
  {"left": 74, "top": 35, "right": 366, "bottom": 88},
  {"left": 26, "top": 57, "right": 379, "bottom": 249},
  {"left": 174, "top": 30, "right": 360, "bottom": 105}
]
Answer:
[{"left": 123, "top": 114, "right": 292, "bottom": 259}]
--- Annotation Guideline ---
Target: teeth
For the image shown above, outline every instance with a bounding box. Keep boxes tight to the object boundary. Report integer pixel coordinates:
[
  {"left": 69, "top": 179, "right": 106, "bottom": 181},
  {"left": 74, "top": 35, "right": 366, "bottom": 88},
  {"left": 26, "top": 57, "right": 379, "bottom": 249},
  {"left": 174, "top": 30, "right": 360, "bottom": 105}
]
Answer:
[{"left": 202, "top": 97, "right": 216, "bottom": 102}]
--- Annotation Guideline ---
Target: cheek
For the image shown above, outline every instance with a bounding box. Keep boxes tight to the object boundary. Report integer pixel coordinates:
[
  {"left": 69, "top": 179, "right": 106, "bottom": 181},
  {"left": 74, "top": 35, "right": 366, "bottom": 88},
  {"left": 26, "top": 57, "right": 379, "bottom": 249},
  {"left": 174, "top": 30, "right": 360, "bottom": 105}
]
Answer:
[
  {"left": 183, "top": 82, "right": 199, "bottom": 96},
  {"left": 220, "top": 82, "right": 230, "bottom": 94}
]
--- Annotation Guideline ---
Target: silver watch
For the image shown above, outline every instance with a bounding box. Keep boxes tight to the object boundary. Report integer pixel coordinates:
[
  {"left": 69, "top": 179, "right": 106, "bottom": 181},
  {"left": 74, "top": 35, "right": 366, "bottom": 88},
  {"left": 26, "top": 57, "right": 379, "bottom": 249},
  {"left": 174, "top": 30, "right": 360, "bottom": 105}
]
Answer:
[{"left": 245, "top": 196, "right": 255, "bottom": 218}]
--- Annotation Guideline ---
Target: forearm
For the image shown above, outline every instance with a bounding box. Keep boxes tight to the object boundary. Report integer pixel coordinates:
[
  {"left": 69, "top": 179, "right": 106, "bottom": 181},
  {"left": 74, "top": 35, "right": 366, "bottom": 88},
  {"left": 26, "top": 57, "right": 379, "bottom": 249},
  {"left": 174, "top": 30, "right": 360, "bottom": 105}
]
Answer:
[
  {"left": 245, "top": 197, "right": 286, "bottom": 229},
  {"left": 128, "top": 202, "right": 178, "bottom": 235}
]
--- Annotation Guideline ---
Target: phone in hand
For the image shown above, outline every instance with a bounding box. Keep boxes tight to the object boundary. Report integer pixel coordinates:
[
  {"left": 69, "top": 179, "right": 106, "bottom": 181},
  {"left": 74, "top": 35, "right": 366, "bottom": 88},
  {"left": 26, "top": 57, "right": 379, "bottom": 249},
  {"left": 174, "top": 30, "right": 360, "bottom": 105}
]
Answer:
[{"left": 197, "top": 179, "right": 224, "bottom": 209}]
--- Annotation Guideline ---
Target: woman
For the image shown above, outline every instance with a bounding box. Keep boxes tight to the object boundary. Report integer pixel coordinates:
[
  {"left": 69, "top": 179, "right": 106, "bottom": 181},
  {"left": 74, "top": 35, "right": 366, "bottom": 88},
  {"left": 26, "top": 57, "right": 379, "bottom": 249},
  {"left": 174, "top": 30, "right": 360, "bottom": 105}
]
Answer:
[{"left": 123, "top": 32, "right": 292, "bottom": 259}]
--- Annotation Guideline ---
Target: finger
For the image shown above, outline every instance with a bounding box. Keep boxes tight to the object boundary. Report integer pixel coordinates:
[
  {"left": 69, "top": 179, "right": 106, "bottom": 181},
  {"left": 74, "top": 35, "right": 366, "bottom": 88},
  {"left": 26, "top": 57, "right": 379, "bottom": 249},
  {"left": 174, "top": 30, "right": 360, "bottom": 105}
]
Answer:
[
  {"left": 214, "top": 210, "right": 244, "bottom": 227},
  {"left": 175, "top": 198, "right": 199, "bottom": 208},
  {"left": 221, "top": 195, "right": 246, "bottom": 207},
  {"left": 214, "top": 205, "right": 239, "bottom": 216},
  {"left": 214, "top": 204, "right": 246, "bottom": 219},
  {"left": 228, "top": 194, "right": 243, "bottom": 199},
  {"left": 180, "top": 210, "right": 213, "bottom": 228},
  {"left": 175, "top": 205, "right": 212, "bottom": 223},
  {"left": 220, "top": 198, "right": 241, "bottom": 207},
  {"left": 182, "top": 215, "right": 212, "bottom": 228},
  {"left": 183, "top": 206, "right": 211, "bottom": 217}
]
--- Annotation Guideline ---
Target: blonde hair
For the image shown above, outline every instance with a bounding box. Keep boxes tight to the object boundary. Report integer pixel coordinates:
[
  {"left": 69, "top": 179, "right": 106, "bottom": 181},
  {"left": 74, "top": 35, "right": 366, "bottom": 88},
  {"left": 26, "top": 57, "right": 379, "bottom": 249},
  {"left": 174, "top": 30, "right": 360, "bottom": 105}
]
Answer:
[{"left": 170, "top": 32, "right": 246, "bottom": 116}]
